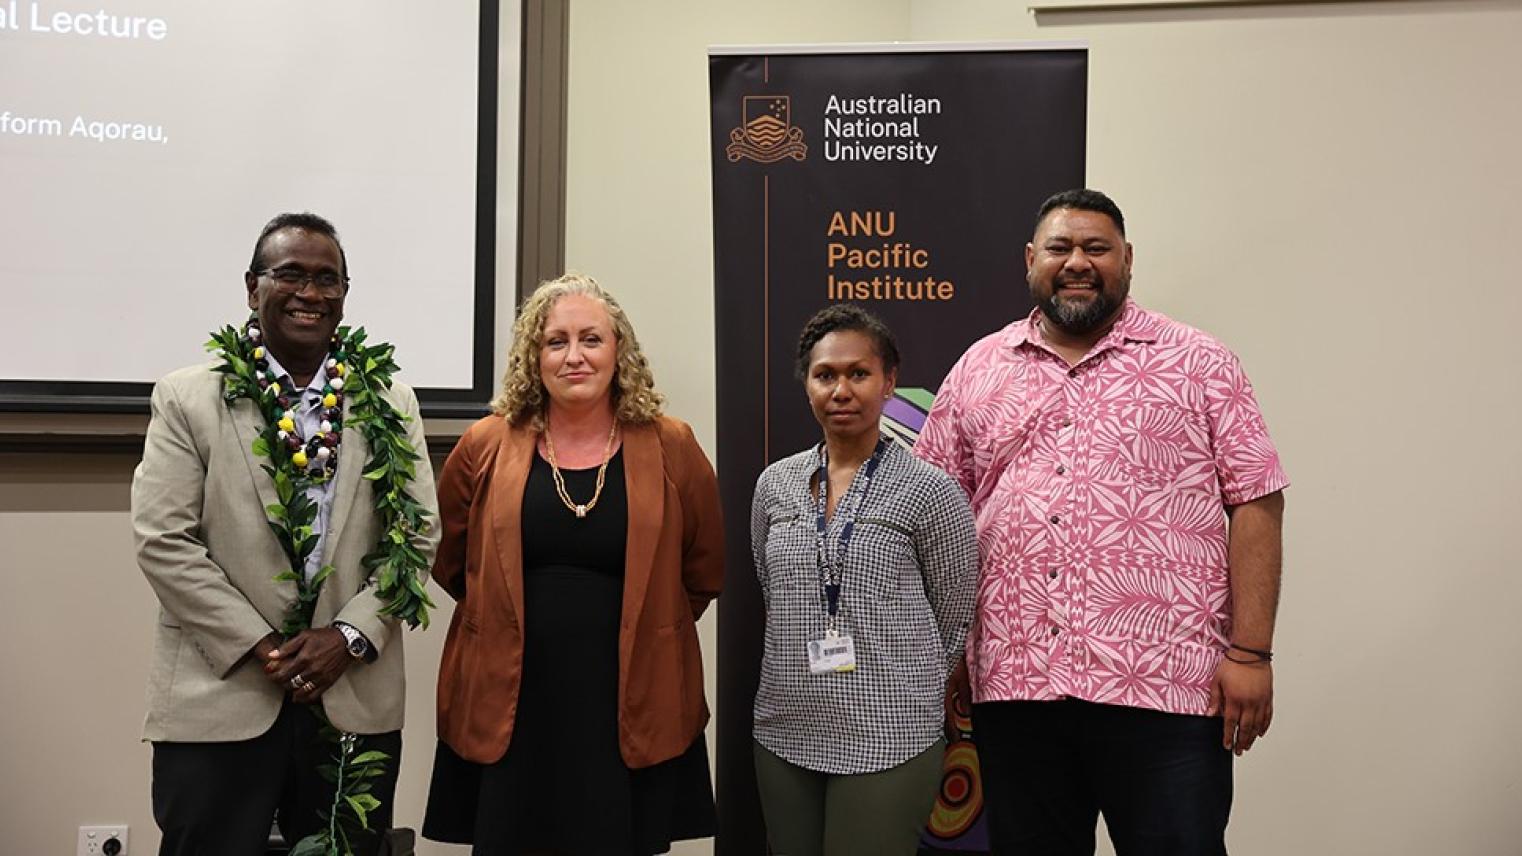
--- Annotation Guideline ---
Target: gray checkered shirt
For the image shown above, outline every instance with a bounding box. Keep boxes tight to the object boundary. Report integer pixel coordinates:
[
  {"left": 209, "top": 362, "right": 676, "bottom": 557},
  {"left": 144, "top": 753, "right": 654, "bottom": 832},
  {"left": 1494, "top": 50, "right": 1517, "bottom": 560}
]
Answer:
[{"left": 750, "top": 440, "right": 978, "bottom": 774}]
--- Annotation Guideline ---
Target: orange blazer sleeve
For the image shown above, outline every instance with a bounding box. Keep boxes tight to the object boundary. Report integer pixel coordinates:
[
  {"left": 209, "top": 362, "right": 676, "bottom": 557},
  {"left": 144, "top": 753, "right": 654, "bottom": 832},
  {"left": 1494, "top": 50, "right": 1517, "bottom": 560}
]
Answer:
[
  {"left": 431, "top": 421, "right": 487, "bottom": 602},
  {"left": 669, "top": 420, "right": 724, "bottom": 620}
]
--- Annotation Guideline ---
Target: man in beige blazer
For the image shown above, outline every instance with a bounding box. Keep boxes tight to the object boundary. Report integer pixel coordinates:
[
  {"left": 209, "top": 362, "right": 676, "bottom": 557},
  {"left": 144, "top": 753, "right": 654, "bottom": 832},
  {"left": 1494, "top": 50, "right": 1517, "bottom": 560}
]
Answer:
[{"left": 132, "top": 212, "right": 439, "bottom": 855}]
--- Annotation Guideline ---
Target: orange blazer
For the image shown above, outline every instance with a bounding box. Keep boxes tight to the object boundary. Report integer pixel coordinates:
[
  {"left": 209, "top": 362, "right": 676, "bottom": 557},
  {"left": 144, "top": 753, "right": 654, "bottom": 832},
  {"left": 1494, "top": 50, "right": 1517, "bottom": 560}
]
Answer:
[{"left": 432, "top": 414, "right": 724, "bottom": 767}]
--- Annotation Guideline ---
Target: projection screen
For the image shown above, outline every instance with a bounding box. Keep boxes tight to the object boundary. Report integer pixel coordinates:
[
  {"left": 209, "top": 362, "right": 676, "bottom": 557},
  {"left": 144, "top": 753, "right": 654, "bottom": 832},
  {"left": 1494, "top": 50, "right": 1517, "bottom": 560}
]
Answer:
[{"left": 0, "top": 0, "right": 512, "bottom": 415}]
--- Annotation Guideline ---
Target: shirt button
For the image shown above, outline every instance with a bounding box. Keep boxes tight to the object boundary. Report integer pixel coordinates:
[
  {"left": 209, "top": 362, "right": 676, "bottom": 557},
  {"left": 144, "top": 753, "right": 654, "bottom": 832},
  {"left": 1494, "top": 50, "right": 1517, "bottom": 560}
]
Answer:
[
  {"left": 1061, "top": 418, "right": 1072, "bottom": 428},
  {"left": 1068, "top": 368, "right": 1079, "bottom": 379},
  {"left": 1051, "top": 627, "right": 1060, "bottom": 636},
  {"left": 1056, "top": 465, "right": 1067, "bottom": 475},
  {"left": 1049, "top": 514, "right": 1060, "bottom": 524},
  {"left": 1049, "top": 569, "right": 1059, "bottom": 579}
]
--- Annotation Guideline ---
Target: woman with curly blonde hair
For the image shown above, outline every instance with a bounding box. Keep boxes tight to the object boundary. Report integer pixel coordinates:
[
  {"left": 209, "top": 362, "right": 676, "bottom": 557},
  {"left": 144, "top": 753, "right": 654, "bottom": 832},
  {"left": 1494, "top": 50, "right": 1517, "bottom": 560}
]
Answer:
[
  {"left": 423, "top": 274, "right": 724, "bottom": 854},
  {"left": 489, "top": 273, "right": 666, "bottom": 428}
]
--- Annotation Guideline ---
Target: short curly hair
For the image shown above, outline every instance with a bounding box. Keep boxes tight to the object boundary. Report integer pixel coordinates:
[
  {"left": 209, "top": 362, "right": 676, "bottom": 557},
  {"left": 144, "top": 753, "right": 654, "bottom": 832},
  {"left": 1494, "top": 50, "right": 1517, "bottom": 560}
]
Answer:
[
  {"left": 490, "top": 273, "right": 664, "bottom": 428},
  {"left": 794, "top": 303, "right": 901, "bottom": 381}
]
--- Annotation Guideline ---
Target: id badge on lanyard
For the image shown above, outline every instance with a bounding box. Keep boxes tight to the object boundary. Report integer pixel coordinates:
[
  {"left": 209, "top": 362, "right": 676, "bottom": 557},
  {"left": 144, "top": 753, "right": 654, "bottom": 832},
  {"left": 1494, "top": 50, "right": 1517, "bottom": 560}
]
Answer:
[{"left": 807, "top": 438, "right": 886, "bottom": 675}]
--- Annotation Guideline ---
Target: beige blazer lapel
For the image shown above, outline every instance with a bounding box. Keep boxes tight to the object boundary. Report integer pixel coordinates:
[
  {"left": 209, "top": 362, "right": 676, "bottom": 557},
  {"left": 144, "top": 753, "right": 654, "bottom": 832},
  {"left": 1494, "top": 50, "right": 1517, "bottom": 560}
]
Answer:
[
  {"left": 228, "top": 396, "right": 281, "bottom": 519},
  {"left": 226, "top": 395, "right": 300, "bottom": 616},
  {"left": 321, "top": 398, "right": 367, "bottom": 569}
]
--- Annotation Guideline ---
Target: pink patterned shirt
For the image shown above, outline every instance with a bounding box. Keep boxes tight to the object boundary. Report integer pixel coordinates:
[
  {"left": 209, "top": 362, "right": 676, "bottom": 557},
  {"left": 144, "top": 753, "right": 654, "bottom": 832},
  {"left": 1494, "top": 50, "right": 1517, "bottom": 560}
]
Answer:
[{"left": 915, "top": 301, "right": 1288, "bottom": 715}]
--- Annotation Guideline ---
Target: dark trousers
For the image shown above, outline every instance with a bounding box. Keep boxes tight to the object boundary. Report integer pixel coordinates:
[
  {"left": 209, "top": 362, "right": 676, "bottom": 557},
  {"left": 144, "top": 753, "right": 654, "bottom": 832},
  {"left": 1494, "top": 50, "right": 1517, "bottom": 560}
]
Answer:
[
  {"left": 752, "top": 739, "right": 946, "bottom": 856},
  {"left": 152, "top": 699, "right": 402, "bottom": 856},
  {"left": 971, "top": 699, "right": 1232, "bottom": 856}
]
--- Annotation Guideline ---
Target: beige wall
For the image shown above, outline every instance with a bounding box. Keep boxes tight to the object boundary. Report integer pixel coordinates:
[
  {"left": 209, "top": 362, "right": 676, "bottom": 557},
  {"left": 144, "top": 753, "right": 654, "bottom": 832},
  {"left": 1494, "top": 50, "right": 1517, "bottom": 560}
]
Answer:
[{"left": 4, "top": 1, "right": 1520, "bottom": 854}]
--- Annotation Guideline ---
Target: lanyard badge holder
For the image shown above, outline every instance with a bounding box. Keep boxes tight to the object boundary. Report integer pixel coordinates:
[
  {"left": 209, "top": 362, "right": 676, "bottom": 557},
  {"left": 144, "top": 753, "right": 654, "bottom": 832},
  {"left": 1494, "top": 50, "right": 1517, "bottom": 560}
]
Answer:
[{"left": 806, "top": 439, "right": 885, "bottom": 675}]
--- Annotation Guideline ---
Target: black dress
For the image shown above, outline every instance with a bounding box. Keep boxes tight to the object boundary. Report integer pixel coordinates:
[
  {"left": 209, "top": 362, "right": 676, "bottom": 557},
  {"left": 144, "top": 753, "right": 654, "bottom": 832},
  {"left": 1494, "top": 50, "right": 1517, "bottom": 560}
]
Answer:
[{"left": 422, "top": 449, "right": 716, "bottom": 855}]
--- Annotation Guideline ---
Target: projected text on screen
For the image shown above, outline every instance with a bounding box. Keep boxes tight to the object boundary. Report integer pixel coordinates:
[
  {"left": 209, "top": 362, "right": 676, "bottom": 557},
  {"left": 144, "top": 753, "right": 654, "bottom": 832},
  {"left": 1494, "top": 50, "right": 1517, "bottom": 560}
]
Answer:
[{"left": 0, "top": 1, "right": 487, "bottom": 396}]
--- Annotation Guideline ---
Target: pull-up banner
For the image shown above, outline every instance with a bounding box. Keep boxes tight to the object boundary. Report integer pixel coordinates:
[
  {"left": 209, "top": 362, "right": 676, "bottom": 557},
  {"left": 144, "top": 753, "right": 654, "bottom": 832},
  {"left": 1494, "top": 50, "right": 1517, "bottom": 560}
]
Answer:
[{"left": 710, "top": 44, "right": 1087, "bottom": 855}]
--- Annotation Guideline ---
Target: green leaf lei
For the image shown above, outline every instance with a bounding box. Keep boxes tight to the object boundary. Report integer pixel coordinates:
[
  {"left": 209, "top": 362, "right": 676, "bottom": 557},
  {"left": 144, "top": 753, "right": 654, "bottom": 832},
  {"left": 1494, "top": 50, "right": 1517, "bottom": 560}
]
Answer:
[{"left": 207, "top": 316, "right": 434, "bottom": 855}]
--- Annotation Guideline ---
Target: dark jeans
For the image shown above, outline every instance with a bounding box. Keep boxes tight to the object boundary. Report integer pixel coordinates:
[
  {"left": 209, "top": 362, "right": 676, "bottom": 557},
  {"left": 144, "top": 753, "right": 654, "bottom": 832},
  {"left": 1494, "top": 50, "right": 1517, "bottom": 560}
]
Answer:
[
  {"left": 972, "top": 698, "right": 1232, "bottom": 856},
  {"left": 152, "top": 699, "right": 402, "bottom": 856}
]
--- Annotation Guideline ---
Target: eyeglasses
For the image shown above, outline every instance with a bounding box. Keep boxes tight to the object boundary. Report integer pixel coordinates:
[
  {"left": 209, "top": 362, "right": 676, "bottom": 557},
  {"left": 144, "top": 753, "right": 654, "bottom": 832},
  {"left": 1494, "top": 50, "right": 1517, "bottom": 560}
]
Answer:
[{"left": 256, "top": 267, "right": 349, "bottom": 297}]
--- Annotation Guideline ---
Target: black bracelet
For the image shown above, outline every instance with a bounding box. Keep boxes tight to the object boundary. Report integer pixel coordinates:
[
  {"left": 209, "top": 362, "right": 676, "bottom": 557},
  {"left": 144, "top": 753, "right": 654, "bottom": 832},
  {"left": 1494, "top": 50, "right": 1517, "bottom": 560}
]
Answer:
[
  {"left": 1229, "top": 643, "right": 1273, "bottom": 660},
  {"left": 1223, "top": 651, "right": 1271, "bottom": 665}
]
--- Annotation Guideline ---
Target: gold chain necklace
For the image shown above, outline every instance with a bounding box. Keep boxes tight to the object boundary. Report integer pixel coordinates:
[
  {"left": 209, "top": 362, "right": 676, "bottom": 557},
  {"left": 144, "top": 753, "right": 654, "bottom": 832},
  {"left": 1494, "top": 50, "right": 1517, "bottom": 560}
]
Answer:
[{"left": 543, "top": 420, "right": 619, "bottom": 518}]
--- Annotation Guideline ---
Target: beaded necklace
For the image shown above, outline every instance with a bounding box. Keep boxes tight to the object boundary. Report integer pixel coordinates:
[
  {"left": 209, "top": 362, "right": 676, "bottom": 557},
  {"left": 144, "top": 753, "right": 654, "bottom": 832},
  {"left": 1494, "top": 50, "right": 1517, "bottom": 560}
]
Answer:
[{"left": 207, "top": 315, "right": 434, "bottom": 854}]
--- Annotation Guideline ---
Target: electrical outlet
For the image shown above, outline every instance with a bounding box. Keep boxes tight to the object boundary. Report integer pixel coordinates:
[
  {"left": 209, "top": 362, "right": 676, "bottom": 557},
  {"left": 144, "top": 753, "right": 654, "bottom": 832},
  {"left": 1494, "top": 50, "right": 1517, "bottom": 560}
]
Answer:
[{"left": 77, "top": 825, "right": 128, "bottom": 856}]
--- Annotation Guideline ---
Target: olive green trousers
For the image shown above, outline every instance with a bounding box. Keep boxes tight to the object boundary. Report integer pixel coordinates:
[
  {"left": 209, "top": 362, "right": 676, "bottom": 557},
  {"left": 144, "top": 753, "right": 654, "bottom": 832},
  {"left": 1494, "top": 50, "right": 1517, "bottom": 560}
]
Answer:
[{"left": 753, "top": 739, "right": 945, "bottom": 856}]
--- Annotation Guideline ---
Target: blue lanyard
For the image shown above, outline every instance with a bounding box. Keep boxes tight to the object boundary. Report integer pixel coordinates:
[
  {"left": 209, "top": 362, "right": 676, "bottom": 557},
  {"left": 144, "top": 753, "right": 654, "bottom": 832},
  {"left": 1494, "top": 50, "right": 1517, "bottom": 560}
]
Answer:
[{"left": 814, "top": 438, "right": 888, "bottom": 620}]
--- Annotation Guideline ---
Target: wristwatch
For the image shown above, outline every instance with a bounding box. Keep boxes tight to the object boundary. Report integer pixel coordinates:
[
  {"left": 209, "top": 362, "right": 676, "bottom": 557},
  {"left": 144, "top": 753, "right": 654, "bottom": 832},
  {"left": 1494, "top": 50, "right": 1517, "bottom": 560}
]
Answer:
[{"left": 334, "top": 622, "right": 371, "bottom": 661}]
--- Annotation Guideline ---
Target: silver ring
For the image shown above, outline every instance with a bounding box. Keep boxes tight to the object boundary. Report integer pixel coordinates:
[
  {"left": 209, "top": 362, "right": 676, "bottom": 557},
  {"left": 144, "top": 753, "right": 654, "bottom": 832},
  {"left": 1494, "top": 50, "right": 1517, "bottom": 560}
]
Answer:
[
  {"left": 290, "top": 674, "right": 305, "bottom": 689},
  {"left": 302, "top": 681, "right": 316, "bottom": 693}
]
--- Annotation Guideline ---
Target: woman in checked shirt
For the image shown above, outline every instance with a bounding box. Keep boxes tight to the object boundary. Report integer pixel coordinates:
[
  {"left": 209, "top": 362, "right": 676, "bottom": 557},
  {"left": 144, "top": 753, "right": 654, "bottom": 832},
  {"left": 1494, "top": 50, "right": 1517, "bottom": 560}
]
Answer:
[{"left": 750, "top": 304, "right": 978, "bottom": 856}]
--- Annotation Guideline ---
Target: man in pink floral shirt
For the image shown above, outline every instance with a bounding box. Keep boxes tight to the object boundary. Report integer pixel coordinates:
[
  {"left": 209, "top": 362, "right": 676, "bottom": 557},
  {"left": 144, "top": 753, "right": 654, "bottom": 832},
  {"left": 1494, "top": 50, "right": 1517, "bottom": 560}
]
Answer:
[{"left": 915, "top": 189, "right": 1287, "bottom": 855}]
